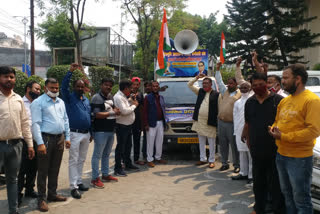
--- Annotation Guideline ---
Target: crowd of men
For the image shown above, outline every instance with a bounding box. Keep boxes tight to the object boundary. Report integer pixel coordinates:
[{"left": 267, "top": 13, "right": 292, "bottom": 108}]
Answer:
[{"left": 1, "top": 52, "right": 320, "bottom": 214}]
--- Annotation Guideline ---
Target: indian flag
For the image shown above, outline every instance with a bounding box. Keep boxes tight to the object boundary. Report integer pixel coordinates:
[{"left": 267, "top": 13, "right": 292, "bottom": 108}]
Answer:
[
  {"left": 220, "top": 32, "right": 226, "bottom": 64},
  {"left": 155, "top": 8, "right": 171, "bottom": 76}
]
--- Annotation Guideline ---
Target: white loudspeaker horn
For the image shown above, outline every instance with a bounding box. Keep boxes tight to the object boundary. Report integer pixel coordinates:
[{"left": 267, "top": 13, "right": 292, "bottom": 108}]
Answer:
[{"left": 174, "top": 30, "right": 199, "bottom": 55}]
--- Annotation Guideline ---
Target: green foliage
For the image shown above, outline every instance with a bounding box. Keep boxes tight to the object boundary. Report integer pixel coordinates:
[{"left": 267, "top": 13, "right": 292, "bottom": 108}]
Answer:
[
  {"left": 215, "top": 66, "right": 237, "bottom": 84},
  {"left": 14, "top": 70, "right": 28, "bottom": 97},
  {"left": 27, "top": 75, "right": 45, "bottom": 93},
  {"left": 195, "top": 13, "right": 228, "bottom": 59},
  {"left": 46, "top": 65, "right": 87, "bottom": 91},
  {"left": 88, "top": 66, "right": 114, "bottom": 93},
  {"left": 313, "top": 63, "right": 320, "bottom": 71},
  {"left": 225, "top": 0, "right": 320, "bottom": 69},
  {"left": 37, "top": 13, "right": 75, "bottom": 49},
  {"left": 168, "top": 11, "right": 202, "bottom": 37},
  {"left": 112, "top": 84, "right": 119, "bottom": 95}
]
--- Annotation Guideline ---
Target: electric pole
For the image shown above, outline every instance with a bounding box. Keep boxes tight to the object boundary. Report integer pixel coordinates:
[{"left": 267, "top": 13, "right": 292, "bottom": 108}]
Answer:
[
  {"left": 22, "top": 17, "right": 28, "bottom": 71},
  {"left": 30, "top": 0, "right": 35, "bottom": 75},
  {"left": 118, "top": 13, "right": 123, "bottom": 83}
]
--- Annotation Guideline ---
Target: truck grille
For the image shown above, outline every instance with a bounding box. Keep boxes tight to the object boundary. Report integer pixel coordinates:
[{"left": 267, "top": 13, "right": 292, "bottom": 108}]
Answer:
[{"left": 170, "top": 123, "right": 196, "bottom": 133}]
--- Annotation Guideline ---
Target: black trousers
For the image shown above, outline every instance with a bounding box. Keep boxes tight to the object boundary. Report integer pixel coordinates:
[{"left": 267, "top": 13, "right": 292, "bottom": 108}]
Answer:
[
  {"left": 18, "top": 140, "right": 37, "bottom": 194},
  {"left": 132, "top": 124, "right": 142, "bottom": 162},
  {"left": 252, "top": 156, "right": 286, "bottom": 214},
  {"left": 114, "top": 124, "right": 133, "bottom": 171},
  {"left": 37, "top": 133, "right": 64, "bottom": 201},
  {"left": 142, "top": 130, "right": 147, "bottom": 159}
]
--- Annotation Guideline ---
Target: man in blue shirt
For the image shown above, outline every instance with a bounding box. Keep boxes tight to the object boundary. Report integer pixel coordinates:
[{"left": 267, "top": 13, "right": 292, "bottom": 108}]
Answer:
[
  {"left": 31, "top": 78, "right": 70, "bottom": 212},
  {"left": 61, "top": 63, "right": 91, "bottom": 199}
]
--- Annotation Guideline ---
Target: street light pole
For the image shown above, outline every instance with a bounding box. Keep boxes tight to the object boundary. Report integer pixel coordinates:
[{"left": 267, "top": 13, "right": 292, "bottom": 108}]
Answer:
[
  {"left": 118, "top": 13, "right": 123, "bottom": 83},
  {"left": 22, "top": 17, "right": 28, "bottom": 71}
]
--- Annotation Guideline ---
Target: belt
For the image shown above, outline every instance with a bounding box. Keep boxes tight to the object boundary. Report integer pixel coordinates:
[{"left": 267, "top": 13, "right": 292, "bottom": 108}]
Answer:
[
  {"left": 42, "top": 132, "right": 63, "bottom": 138},
  {"left": 0, "top": 139, "right": 21, "bottom": 145},
  {"left": 70, "top": 129, "right": 89, "bottom": 134}
]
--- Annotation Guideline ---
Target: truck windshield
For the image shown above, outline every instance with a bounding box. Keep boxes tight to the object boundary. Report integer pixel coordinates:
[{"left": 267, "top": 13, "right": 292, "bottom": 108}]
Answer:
[{"left": 159, "top": 81, "right": 198, "bottom": 107}]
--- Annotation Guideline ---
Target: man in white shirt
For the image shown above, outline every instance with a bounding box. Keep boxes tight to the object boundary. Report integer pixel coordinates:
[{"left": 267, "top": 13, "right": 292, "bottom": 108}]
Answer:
[
  {"left": 113, "top": 80, "right": 139, "bottom": 176},
  {"left": 18, "top": 81, "right": 41, "bottom": 206}
]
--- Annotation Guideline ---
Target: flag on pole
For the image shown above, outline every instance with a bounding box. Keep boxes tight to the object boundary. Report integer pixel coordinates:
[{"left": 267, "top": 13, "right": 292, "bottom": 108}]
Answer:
[
  {"left": 155, "top": 8, "right": 171, "bottom": 76},
  {"left": 220, "top": 32, "right": 226, "bottom": 64}
]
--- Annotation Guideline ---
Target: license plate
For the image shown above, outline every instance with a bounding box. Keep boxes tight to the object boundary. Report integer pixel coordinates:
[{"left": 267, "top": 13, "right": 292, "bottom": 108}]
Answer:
[{"left": 177, "top": 137, "right": 199, "bottom": 144}]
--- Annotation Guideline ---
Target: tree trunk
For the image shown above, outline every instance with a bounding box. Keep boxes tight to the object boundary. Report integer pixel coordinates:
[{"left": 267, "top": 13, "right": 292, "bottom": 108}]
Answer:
[{"left": 75, "top": 32, "right": 82, "bottom": 67}]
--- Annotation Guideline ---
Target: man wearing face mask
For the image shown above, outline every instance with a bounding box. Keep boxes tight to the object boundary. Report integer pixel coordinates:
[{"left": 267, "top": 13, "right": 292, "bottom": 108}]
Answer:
[
  {"left": 215, "top": 62, "right": 241, "bottom": 172},
  {"left": 231, "top": 81, "right": 253, "bottom": 185},
  {"left": 0, "top": 66, "right": 35, "bottom": 214},
  {"left": 31, "top": 78, "right": 70, "bottom": 212},
  {"left": 269, "top": 64, "right": 320, "bottom": 213},
  {"left": 267, "top": 75, "right": 287, "bottom": 97},
  {"left": 18, "top": 81, "right": 41, "bottom": 206},
  {"left": 61, "top": 63, "right": 91, "bottom": 199},
  {"left": 242, "top": 73, "right": 285, "bottom": 214},
  {"left": 187, "top": 74, "right": 219, "bottom": 168}
]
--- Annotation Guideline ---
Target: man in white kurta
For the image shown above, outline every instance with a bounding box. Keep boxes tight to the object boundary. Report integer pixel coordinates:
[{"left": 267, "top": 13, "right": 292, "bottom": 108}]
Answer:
[
  {"left": 188, "top": 75, "right": 217, "bottom": 168},
  {"left": 232, "top": 81, "right": 253, "bottom": 184}
]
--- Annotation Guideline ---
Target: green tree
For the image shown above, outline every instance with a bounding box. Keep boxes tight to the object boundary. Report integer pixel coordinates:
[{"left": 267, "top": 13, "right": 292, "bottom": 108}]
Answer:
[
  {"left": 37, "top": 13, "right": 75, "bottom": 48},
  {"left": 225, "top": 0, "right": 320, "bottom": 69},
  {"left": 121, "top": 0, "right": 186, "bottom": 80},
  {"left": 14, "top": 70, "right": 28, "bottom": 97}
]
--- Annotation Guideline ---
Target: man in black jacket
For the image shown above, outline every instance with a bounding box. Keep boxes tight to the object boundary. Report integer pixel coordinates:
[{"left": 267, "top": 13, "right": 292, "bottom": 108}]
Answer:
[{"left": 188, "top": 74, "right": 219, "bottom": 168}]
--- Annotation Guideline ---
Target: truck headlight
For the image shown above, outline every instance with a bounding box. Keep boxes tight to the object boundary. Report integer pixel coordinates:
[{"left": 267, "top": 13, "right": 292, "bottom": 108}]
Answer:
[{"left": 314, "top": 153, "right": 320, "bottom": 169}]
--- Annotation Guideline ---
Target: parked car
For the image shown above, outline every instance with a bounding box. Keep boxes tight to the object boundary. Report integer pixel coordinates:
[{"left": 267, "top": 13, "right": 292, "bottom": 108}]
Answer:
[
  {"left": 268, "top": 70, "right": 320, "bottom": 86},
  {"left": 307, "top": 86, "right": 320, "bottom": 211}
]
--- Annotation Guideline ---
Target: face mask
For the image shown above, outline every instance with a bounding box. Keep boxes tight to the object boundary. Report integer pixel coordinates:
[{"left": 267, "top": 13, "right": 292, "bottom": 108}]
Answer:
[
  {"left": 241, "top": 92, "right": 250, "bottom": 97},
  {"left": 76, "top": 90, "right": 84, "bottom": 96},
  {"left": 286, "top": 83, "right": 297, "bottom": 94},
  {"left": 29, "top": 91, "right": 39, "bottom": 100},
  {"left": 269, "top": 87, "right": 277, "bottom": 93},
  {"left": 46, "top": 89, "right": 59, "bottom": 98},
  {"left": 253, "top": 85, "right": 267, "bottom": 96},
  {"left": 124, "top": 90, "right": 131, "bottom": 97},
  {"left": 203, "top": 87, "right": 212, "bottom": 92}
]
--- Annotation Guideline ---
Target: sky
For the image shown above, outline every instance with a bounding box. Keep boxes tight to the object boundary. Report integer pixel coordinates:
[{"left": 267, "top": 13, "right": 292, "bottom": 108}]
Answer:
[{"left": 0, "top": 0, "right": 228, "bottom": 51}]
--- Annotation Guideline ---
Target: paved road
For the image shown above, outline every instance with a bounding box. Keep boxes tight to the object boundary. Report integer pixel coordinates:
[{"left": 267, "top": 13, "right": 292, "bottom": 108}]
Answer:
[{"left": 0, "top": 139, "right": 257, "bottom": 214}]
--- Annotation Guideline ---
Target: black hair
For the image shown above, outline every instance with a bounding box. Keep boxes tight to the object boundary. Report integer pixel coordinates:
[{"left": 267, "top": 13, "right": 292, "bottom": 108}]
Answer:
[
  {"left": 151, "top": 80, "right": 159, "bottom": 85},
  {"left": 267, "top": 75, "right": 281, "bottom": 84},
  {"left": 45, "top": 78, "right": 58, "bottom": 86},
  {"left": 101, "top": 78, "right": 114, "bottom": 85},
  {"left": 0, "top": 66, "right": 15, "bottom": 76},
  {"left": 251, "top": 72, "right": 267, "bottom": 82},
  {"left": 144, "top": 81, "right": 151, "bottom": 87},
  {"left": 203, "top": 77, "right": 212, "bottom": 84},
  {"left": 284, "top": 63, "right": 308, "bottom": 85},
  {"left": 198, "top": 61, "right": 205, "bottom": 66},
  {"left": 73, "top": 79, "right": 84, "bottom": 87},
  {"left": 228, "top": 77, "right": 237, "bottom": 84},
  {"left": 119, "top": 80, "right": 132, "bottom": 91},
  {"left": 24, "top": 81, "right": 39, "bottom": 92}
]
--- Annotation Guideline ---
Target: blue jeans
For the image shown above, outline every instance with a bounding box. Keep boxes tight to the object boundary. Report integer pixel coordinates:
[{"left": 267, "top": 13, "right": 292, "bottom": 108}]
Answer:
[
  {"left": 276, "top": 153, "right": 313, "bottom": 214},
  {"left": 91, "top": 132, "right": 114, "bottom": 180}
]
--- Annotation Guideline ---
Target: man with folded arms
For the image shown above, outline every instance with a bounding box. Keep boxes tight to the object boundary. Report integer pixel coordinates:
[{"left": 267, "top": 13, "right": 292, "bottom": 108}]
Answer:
[
  {"left": 61, "top": 63, "right": 91, "bottom": 199},
  {"left": 0, "top": 66, "right": 35, "bottom": 214},
  {"left": 31, "top": 78, "right": 70, "bottom": 212}
]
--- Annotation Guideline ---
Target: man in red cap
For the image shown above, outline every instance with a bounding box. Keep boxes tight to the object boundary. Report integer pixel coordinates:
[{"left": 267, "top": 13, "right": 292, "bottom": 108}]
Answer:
[{"left": 131, "top": 77, "right": 145, "bottom": 165}]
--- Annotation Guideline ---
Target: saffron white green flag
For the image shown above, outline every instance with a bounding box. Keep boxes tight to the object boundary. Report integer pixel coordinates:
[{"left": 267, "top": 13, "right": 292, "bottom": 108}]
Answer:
[{"left": 155, "top": 8, "right": 171, "bottom": 76}]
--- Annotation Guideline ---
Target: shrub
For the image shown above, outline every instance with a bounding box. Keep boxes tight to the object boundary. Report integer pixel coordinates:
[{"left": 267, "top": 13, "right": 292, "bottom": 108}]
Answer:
[
  {"left": 89, "top": 66, "right": 114, "bottom": 93},
  {"left": 112, "top": 84, "right": 119, "bottom": 95},
  {"left": 14, "top": 70, "right": 28, "bottom": 97},
  {"left": 46, "top": 65, "right": 88, "bottom": 91},
  {"left": 313, "top": 63, "right": 320, "bottom": 71}
]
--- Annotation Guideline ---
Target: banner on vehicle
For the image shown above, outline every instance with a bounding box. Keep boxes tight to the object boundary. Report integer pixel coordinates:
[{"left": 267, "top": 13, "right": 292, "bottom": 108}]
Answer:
[
  {"left": 165, "top": 107, "right": 194, "bottom": 122},
  {"left": 161, "top": 49, "right": 208, "bottom": 77}
]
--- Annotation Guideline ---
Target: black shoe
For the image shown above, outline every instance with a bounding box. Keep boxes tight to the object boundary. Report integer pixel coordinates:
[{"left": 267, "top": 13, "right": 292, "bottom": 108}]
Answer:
[
  {"left": 18, "top": 193, "right": 23, "bottom": 207},
  {"left": 233, "top": 167, "right": 240, "bottom": 173},
  {"left": 219, "top": 164, "right": 230, "bottom": 171},
  {"left": 25, "top": 190, "right": 38, "bottom": 198},
  {"left": 78, "top": 184, "right": 89, "bottom": 191},
  {"left": 247, "top": 178, "right": 253, "bottom": 184},
  {"left": 231, "top": 174, "right": 248, "bottom": 180},
  {"left": 71, "top": 189, "right": 81, "bottom": 199},
  {"left": 125, "top": 165, "right": 140, "bottom": 171},
  {"left": 114, "top": 169, "right": 127, "bottom": 177}
]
